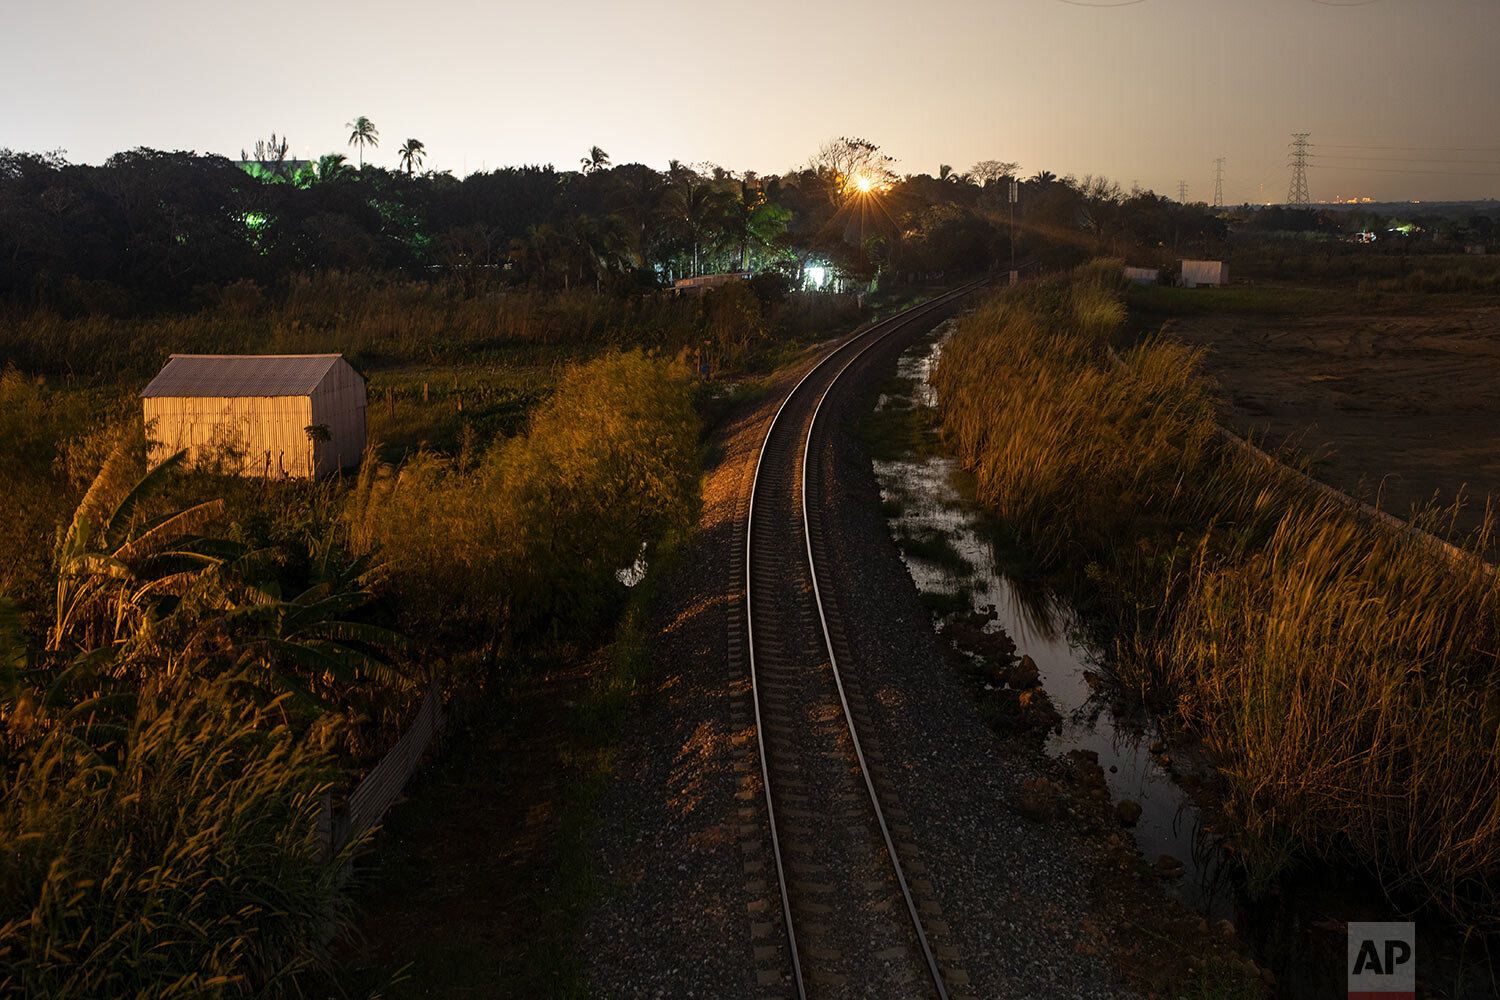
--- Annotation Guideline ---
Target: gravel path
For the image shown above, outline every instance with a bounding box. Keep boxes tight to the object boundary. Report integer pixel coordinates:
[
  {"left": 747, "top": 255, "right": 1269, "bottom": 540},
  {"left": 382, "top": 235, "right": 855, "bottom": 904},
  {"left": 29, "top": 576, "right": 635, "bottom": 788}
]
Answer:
[
  {"left": 580, "top": 362, "right": 803, "bottom": 999},
  {"left": 810, "top": 329, "right": 1142, "bottom": 998},
  {"left": 583, "top": 317, "right": 1144, "bottom": 998}
]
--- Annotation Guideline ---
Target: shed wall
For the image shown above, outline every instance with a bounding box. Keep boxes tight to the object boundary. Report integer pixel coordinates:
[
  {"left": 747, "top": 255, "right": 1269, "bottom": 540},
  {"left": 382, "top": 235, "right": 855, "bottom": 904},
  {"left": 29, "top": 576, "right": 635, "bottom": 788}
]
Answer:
[
  {"left": 308, "top": 361, "right": 367, "bottom": 475},
  {"left": 145, "top": 395, "right": 315, "bottom": 477},
  {"left": 1180, "top": 260, "right": 1228, "bottom": 288}
]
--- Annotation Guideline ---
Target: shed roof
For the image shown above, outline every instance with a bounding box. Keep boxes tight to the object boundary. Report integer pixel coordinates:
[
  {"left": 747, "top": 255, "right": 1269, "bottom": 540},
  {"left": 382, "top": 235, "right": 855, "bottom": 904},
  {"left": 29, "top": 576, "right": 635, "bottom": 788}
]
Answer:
[{"left": 141, "top": 354, "right": 347, "bottom": 398}]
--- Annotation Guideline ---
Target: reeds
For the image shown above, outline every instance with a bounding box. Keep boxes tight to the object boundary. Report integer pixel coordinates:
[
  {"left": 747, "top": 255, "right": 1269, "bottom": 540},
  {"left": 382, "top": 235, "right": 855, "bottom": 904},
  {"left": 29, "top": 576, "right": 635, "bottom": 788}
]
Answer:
[
  {"left": 936, "top": 263, "right": 1500, "bottom": 928},
  {"left": 0, "top": 675, "right": 355, "bottom": 998}
]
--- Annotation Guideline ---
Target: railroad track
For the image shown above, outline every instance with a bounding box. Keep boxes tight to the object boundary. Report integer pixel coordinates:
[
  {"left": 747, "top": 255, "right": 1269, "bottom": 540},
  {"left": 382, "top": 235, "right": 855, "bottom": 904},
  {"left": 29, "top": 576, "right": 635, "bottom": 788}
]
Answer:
[{"left": 742, "top": 284, "right": 981, "bottom": 999}]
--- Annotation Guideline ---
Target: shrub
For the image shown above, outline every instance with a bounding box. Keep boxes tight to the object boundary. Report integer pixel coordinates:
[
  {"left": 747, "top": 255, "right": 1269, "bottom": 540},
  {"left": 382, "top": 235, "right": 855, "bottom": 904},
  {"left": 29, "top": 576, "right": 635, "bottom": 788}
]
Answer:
[{"left": 347, "top": 350, "right": 700, "bottom": 655}]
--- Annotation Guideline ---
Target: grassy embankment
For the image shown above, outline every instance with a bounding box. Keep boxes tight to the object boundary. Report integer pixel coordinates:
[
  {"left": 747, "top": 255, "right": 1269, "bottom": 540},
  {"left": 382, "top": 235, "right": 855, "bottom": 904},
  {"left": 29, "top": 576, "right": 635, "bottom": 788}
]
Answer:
[
  {"left": 933, "top": 262, "right": 1500, "bottom": 932},
  {"left": 0, "top": 345, "right": 702, "bottom": 997}
]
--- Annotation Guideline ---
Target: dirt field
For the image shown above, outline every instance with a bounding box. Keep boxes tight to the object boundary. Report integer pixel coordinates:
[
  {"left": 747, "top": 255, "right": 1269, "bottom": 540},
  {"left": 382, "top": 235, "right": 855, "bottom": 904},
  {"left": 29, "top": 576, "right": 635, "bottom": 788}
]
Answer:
[{"left": 1146, "top": 297, "right": 1500, "bottom": 542}]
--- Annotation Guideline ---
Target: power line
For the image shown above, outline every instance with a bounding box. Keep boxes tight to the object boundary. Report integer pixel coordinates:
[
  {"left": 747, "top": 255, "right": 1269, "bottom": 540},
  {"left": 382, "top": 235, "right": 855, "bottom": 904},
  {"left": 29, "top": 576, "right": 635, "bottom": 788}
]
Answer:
[
  {"left": 1311, "top": 153, "right": 1500, "bottom": 166},
  {"left": 1315, "top": 143, "right": 1500, "bottom": 153},
  {"left": 1288, "top": 133, "right": 1311, "bottom": 207},
  {"left": 1308, "top": 164, "right": 1500, "bottom": 177},
  {"left": 1213, "top": 156, "right": 1226, "bottom": 208}
]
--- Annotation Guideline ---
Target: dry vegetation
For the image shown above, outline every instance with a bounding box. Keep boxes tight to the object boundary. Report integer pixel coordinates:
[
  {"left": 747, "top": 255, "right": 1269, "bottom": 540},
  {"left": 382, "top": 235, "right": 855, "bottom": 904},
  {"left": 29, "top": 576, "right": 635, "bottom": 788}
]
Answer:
[
  {"left": 0, "top": 346, "right": 702, "bottom": 996},
  {"left": 0, "top": 271, "right": 863, "bottom": 381},
  {"left": 935, "top": 262, "right": 1500, "bottom": 931}
]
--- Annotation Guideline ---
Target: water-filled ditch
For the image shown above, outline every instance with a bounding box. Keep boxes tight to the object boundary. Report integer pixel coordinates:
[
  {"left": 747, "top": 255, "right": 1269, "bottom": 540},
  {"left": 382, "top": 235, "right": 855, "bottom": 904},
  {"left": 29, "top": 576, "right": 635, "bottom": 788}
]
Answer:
[
  {"left": 870, "top": 322, "right": 1234, "bottom": 921},
  {"left": 868, "top": 321, "right": 1499, "bottom": 998}
]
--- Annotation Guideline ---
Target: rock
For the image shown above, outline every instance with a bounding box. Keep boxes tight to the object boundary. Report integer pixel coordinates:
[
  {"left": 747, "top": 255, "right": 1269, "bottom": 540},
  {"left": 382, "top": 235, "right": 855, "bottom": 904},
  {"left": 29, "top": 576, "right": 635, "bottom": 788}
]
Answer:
[
  {"left": 1018, "top": 777, "right": 1062, "bottom": 819},
  {"left": 1065, "top": 749, "right": 1106, "bottom": 787},
  {"left": 1010, "top": 654, "right": 1040, "bottom": 688},
  {"left": 1216, "top": 918, "right": 1237, "bottom": 942},
  {"left": 1018, "top": 689, "right": 1062, "bottom": 731},
  {"left": 1259, "top": 966, "right": 1277, "bottom": 986},
  {"left": 1149, "top": 741, "right": 1164, "bottom": 754},
  {"left": 1083, "top": 670, "right": 1102, "bottom": 690},
  {"left": 1115, "top": 799, "right": 1143, "bottom": 826},
  {"left": 1156, "top": 854, "right": 1185, "bottom": 878}
]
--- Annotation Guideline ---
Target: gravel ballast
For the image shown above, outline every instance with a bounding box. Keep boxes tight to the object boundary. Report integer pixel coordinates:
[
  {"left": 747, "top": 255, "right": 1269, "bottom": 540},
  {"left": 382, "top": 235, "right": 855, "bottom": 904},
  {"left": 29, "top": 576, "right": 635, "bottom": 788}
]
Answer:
[{"left": 583, "top": 314, "right": 1147, "bottom": 998}]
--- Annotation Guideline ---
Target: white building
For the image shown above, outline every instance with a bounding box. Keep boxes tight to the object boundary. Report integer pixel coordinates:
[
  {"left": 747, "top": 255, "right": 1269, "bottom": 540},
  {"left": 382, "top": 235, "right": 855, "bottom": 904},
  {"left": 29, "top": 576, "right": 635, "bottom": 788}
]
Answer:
[
  {"left": 141, "top": 354, "right": 366, "bottom": 478},
  {"left": 1179, "top": 260, "right": 1229, "bottom": 288}
]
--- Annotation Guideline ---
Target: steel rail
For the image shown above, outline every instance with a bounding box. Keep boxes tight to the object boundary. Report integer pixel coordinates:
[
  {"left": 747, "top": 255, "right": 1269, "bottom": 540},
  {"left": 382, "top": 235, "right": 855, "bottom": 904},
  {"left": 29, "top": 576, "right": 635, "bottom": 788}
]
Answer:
[{"left": 744, "top": 281, "right": 981, "bottom": 999}]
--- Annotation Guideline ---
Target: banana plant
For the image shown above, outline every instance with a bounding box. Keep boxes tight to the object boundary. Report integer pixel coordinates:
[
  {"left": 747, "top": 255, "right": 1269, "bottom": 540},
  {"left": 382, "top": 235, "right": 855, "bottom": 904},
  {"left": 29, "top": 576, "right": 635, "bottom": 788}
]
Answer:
[
  {"left": 221, "top": 551, "right": 410, "bottom": 708},
  {"left": 50, "top": 444, "right": 227, "bottom": 655}
]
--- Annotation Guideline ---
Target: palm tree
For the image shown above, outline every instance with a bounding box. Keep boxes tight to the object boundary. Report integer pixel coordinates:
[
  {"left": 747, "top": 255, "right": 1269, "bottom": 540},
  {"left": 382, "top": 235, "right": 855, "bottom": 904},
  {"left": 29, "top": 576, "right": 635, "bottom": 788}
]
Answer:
[
  {"left": 580, "top": 145, "right": 610, "bottom": 174},
  {"left": 346, "top": 116, "right": 379, "bottom": 168},
  {"left": 316, "top": 153, "right": 350, "bottom": 184},
  {"left": 724, "top": 182, "right": 790, "bottom": 271},
  {"left": 661, "top": 180, "right": 733, "bottom": 277},
  {"left": 397, "top": 138, "right": 425, "bottom": 176}
]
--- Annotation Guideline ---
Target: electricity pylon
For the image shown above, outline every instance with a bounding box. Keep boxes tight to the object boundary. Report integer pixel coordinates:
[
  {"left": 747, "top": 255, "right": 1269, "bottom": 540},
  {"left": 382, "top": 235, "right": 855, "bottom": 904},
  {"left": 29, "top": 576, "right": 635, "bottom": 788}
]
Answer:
[
  {"left": 1213, "top": 157, "right": 1226, "bottom": 208},
  {"left": 1287, "top": 134, "right": 1311, "bottom": 207},
  {"left": 1178, "top": 180, "right": 1189, "bottom": 203}
]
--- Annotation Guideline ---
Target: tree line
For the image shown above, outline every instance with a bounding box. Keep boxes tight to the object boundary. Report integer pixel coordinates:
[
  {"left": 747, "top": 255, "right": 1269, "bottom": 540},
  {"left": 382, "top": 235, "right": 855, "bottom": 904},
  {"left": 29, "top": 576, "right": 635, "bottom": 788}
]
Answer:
[{"left": 0, "top": 133, "right": 1235, "bottom": 313}]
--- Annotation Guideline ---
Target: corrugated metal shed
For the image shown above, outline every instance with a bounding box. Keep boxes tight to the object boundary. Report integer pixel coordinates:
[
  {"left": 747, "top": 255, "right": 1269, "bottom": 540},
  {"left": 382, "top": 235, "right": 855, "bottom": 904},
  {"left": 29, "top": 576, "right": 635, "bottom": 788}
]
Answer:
[
  {"left": 142, "top": 354, "right": 343, "bottom": 398},
  {"left": 1179, "top": 260, "right": 1228, "bottom": 288},
  {"left": 141, "top": 354, "right": 365, "bottom": 479}
]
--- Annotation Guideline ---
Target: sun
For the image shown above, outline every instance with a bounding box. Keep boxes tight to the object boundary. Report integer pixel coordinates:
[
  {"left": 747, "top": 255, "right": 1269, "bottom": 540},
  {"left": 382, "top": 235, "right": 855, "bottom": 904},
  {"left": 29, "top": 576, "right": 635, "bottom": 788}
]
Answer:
[{"left": 851, "top": 174, "right": 876, "bottom": 194}]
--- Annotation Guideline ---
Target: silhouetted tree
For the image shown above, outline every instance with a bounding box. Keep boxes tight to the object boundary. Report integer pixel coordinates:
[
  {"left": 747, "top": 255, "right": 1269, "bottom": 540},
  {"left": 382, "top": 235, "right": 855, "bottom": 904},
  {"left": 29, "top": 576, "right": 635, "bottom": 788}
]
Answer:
[
  {"left": 346, "top": 116, "right": 379, "bottom": 168},
  {"left": 397, "top": 139, "right": 425, "bottom": 176},
  {"left": 580, "top": 146, "right": 610, "bottom": 174}
]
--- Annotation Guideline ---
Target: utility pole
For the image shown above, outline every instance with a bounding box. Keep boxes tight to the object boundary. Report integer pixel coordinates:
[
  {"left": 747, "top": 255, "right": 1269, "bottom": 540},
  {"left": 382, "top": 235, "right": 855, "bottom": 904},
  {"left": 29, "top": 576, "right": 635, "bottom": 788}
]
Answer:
[
  {"left": 1178, "top": 180, "right": 1189, "bottom": 204},
  {"left": 1008, "top": 179, "right": 1019, "bottom": 285},
  {"left": 1287, "top": 133, "right": 1312, "bottom": 208},
  {"left": 1213, "top": 157, "right": 1226, "bottom": 209}
]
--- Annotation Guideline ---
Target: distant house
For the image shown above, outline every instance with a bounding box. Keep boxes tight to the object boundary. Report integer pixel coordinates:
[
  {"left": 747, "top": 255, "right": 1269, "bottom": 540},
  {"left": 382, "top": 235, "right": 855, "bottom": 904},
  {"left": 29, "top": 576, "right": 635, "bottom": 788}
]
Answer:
[
  {"left": 1123, "top": 266, "right": 1160, "bottom": 286},
  {"left": 1179, "top": 260, "right": 1228, "bottom": 288},
  {"left": 1468, "top": 244, "right": 1488, "bottom": 256},
  {"left": 141, "top": 354, "right": 366, "bottom": 478},
  {"left": 670, "top": 271, "right": 752, "bottom": 296}
]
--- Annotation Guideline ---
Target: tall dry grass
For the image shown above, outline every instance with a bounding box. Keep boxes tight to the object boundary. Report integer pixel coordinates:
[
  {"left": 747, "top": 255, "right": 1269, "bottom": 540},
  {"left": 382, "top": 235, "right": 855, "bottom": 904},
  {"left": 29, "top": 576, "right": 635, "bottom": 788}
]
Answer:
[
  {"left": 0, "top": 675, "right": 355, "bottom": 998},
  {"left": 936, "top": 262, "right": 1500, "bottom": 928},
  {"left": 0, "top": 272, "right": 865, "bottom": 383},
  {"left": 934, "top": 261, "right": 1221, "bottom": 560}
]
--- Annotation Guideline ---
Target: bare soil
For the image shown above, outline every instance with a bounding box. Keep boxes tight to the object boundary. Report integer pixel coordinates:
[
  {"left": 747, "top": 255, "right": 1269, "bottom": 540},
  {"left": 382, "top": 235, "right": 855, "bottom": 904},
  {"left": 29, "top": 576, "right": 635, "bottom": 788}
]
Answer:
[{"left": 1150, "top": 299, "right": 1500, "bottom": 541}]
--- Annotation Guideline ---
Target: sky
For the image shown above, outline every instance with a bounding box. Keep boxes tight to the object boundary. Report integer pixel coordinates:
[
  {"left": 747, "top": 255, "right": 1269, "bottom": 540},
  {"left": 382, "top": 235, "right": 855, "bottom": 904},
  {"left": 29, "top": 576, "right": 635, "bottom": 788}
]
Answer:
[{"left": 4, "top": 0, "right": 1499, "bottom": 204}]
